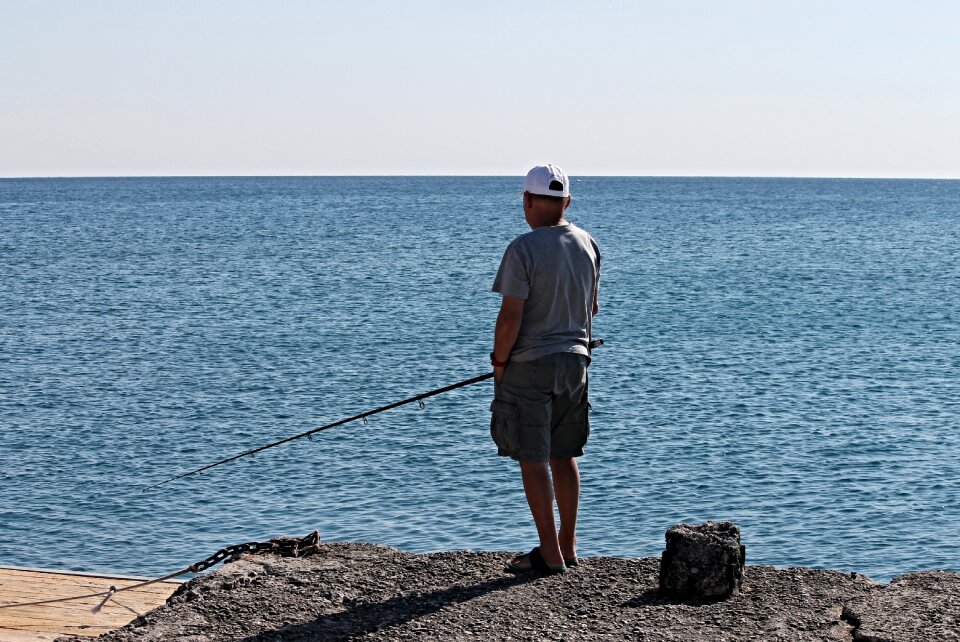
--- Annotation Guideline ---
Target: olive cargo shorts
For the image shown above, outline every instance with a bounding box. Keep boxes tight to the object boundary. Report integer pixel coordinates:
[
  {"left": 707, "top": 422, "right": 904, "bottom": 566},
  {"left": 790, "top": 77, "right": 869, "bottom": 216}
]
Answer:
[{"left": 490, "top": 352, "right": 591, "bottom": 462}]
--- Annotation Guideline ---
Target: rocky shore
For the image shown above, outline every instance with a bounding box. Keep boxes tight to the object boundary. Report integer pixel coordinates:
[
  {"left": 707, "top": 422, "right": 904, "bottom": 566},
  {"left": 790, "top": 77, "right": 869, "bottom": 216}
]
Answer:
[{"left": 58, "top": 542, "right": 958, "bottom": 641}]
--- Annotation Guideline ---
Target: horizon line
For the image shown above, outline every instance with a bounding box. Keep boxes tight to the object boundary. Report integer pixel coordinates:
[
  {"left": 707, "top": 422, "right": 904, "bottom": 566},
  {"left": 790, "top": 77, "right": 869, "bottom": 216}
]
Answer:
[{"left": 3, "top": 173, "right": 959, "bottom": 181}]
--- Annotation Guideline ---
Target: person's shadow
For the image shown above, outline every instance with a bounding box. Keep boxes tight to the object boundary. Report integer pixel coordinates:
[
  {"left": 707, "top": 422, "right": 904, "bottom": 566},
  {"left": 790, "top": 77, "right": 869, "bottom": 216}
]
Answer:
[{"left": 240, "top": 572, "right": 539, "bottom": 641}]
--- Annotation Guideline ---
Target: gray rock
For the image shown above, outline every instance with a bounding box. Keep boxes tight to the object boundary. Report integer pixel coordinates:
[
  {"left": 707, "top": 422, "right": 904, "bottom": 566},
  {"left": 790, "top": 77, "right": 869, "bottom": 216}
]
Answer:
[
  {"left": 658, "top": 521, "right": 745, "bottom": 600},
  {"left": 843, "top": 570, "right": 960, "bottom": 641},
  {"left": 52, "top": 542, "right": 960, "bottom": 642}
]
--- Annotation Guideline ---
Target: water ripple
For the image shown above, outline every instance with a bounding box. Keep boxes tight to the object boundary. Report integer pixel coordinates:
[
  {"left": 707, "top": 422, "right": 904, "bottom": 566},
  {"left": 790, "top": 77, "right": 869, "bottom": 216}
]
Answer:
[{"left": 1, "top": 176, "right": 958, "bottom": 582}]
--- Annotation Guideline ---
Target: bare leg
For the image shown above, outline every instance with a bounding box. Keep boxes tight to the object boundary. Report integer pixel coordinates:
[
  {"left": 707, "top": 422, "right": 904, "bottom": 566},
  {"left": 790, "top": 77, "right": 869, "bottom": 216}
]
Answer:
[
  {"left": 518, "top": 461, "right": 564, "bottom": 568},
  {"left": 550, "top": 457, "right": 580, "bottom": 560}
]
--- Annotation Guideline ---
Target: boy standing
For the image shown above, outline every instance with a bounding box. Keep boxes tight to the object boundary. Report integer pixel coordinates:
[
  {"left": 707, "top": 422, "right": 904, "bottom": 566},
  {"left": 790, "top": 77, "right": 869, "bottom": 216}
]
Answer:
[{"left": 491, "top": 164, "right": 601, "bottom": 573}]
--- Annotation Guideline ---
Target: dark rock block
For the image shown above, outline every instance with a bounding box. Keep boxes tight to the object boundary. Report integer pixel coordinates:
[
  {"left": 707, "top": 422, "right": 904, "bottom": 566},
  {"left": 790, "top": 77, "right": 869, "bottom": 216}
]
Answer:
[{"left": 658, "top": 521, "right": 745, "bottom": 600}]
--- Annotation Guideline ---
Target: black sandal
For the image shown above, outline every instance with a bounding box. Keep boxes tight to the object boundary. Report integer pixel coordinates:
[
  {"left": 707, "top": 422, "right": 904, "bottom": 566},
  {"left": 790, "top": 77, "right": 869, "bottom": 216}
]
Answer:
[{"left": 505, "top": 547, "right": 566, "bottom": 574}]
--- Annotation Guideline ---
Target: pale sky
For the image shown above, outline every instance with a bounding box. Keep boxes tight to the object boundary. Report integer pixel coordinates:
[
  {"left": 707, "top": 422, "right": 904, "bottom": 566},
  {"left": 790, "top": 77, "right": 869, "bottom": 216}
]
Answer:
[{"left": 2, "top": 1, "right": 958, "bottom": 178}]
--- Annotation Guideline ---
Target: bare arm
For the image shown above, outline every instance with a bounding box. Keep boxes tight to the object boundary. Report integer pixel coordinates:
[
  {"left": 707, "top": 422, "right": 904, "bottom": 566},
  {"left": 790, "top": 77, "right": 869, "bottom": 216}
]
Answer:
[{"left": 493, "top": 295, "right": 524, "bottom": 382}]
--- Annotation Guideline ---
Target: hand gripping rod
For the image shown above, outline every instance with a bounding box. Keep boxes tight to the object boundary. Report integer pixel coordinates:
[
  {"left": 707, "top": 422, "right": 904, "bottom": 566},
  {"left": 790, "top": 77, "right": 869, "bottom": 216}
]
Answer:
[{"left": 144, "top": 372, "right": 494, "bottom": 492}]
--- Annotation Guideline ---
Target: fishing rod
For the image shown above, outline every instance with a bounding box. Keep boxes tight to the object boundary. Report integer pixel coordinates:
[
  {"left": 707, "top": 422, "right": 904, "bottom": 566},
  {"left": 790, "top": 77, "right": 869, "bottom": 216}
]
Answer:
[
  {"left": 146, "top": 340, "right": 603, "bottom": 492},
  {"left": 143, "top": 371, "right": 494, "bottom": 492}
]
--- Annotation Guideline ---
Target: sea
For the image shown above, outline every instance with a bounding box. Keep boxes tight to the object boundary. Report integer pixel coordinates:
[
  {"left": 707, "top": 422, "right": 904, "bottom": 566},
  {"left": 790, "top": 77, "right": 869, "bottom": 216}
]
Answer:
[{"left": 0, "top": 176, "right": 957, "bottom": 583}]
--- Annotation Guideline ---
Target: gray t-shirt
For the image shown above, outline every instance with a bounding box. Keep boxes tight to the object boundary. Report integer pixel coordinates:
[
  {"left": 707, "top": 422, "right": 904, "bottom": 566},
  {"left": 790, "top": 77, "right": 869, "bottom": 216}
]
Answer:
[{"left": 492, "top": 221, "right": 601, "bottom": 362}]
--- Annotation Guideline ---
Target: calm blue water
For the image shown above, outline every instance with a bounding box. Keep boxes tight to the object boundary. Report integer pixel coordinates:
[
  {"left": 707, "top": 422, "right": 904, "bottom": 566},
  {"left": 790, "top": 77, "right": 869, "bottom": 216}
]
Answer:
[{"left": 1, "top": 177, "right": 958, "bottom": 582}]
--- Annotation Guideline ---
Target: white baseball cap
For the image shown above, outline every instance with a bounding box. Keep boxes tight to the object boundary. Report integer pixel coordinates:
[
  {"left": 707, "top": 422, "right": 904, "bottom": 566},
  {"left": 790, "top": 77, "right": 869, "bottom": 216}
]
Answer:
[{"left": 523, "top": 164, "right": 570, "bottom": 198}]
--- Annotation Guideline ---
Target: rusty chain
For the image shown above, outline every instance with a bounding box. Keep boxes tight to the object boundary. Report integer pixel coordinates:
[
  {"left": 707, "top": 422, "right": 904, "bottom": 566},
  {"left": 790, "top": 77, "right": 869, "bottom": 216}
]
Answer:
[
  {"left": 187, "top": 530, "right": 322, "bottom": 573},
  {"left": 0, "top": 530, "right": 322, "bottom": 612}
]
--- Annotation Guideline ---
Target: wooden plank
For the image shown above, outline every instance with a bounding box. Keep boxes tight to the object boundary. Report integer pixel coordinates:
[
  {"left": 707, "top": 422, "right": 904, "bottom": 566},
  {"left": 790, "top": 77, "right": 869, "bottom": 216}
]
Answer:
[
  {"left": 0, "top": 566, "right": 183, "bottom": 583},
  {"left": 0, "top": 619, "right": 114, "bottom": 634},
  {"left": 0, "top": 601, "right": 156, "bottom": 624},
  {"left": 0, "top": 594, "right": 169, "bottom": 612},
  {"left": 0, "top": 568, "right": 181, "bottom": 589},
  {"left": 0, "top": 591, "right": 175, "bottom": 604},
  {"left": 0, "top": 588, "right": 169, "bottom": 612},
  {"left": 0, "top": 623, "right": 114, "bottom": 637},
  {"left": 0, "top": 627, "right": 60, "bottom": 641},
  {"left": 0, "top": 566, "right": 179, "bottom": 640},
  {"left": 0, "top": 593, "right": 174, "bottom": 609},
  {"left": 0, "top": 582, "right": 175, "bottom": 600},
  {"left": 0, "top": 588, "right": 163, "bottom": 610},
  {"left": 0, "top": 585, "right": 175, "bottom": 604},
  {"left": 0, "top": 573, "right": 180, "bottom": 592}
]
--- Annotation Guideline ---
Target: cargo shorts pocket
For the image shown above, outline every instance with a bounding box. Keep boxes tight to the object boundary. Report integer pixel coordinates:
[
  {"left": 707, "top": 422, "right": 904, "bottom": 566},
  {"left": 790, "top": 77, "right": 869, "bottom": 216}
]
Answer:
[
  {"left": 579, "top": 401, "right": 592, "bottom": 449},
  {"left": 490, "top": 399, "right": 520, "bottom": 457}
]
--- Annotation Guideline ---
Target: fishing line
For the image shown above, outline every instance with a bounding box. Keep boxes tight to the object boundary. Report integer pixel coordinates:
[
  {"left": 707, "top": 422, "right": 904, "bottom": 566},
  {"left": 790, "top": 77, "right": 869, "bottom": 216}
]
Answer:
[{"left": 144, "top": 372, "right": 494, "bottom": 491}]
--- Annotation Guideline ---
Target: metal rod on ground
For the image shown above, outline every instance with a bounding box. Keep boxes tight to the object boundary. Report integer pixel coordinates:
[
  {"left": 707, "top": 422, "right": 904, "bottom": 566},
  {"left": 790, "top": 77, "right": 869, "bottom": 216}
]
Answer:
[{"left": 144, "top": 371, "right": 495, "bottom": 492}]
